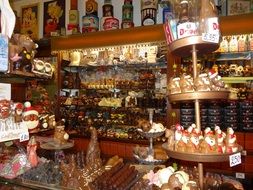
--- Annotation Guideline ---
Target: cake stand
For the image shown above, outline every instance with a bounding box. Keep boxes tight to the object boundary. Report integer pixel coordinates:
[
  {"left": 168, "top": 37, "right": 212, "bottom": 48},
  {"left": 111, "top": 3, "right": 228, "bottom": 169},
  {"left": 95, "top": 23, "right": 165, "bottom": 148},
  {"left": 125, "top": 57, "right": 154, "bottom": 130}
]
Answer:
[
  {"left": 134, "top": 109, "right": 167, "bottom": 165},
  {"left": 135, "top": 129, "right": 167, "bottom": 165},
  {"left": 39, "top": 137, "right": 74, "bottom": 163}
]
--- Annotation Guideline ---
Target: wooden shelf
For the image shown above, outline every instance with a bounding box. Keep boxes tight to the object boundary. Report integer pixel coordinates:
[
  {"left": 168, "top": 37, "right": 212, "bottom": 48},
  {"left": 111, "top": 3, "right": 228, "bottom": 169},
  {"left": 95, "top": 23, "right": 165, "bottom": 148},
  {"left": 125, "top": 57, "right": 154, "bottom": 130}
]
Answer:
[
  {"left": 168, "top": 91, "right": 230, "bottom": 102},
  {"left": 222, "top": 77, "right": 253, "bottom": 83},
  {"left": 162, "top": 143, "right": 243, "bottom": 163},
  {"left": 51, "top": 25, "right": 167, "bottom": 51},
  {"left": 168, "top": 35, "right": 219, "bottom": 58}
]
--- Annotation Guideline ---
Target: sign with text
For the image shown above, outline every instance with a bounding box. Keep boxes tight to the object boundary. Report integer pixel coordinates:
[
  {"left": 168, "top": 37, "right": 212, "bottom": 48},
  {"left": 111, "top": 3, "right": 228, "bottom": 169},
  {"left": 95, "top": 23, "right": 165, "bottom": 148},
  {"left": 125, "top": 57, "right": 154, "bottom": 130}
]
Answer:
[{"left": 229, "top": 152, "right": 241, "bottom": 167}]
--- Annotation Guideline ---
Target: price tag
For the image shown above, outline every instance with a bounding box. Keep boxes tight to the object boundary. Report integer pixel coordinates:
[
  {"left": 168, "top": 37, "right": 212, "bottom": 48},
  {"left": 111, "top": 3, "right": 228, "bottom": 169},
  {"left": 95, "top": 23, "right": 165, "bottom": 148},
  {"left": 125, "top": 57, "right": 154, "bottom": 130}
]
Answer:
[
  {"left": 236, "top": 172, "right": 245, "bottom": 179},
  {"left": 202, "top": 33, "right": 220, "bottom": 43},
  {"left": 19, "top": 132, "right": 29, "bottom": 142},
  {"left": 229, "top": 152, "right": 241, "bottom": 167}
]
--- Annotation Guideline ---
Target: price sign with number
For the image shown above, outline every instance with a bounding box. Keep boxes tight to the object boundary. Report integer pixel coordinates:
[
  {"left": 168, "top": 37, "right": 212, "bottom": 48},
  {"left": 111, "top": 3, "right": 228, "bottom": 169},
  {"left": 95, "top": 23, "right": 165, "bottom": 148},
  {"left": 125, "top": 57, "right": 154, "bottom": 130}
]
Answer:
[
  {"left": 202, "top": 33, "right": 220, "bottom": 43},
  {"left": 19, "top": 132, "right": 29, "bottom": 142},
  {"left": 229, "top": 152, "right": 241, "bottom": 167}
]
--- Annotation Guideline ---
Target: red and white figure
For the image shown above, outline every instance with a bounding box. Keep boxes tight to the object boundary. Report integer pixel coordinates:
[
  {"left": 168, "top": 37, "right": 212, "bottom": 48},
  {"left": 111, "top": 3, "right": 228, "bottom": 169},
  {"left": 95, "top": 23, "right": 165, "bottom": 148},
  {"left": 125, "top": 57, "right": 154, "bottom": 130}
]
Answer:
[
  {"left": 225, "top": 127, "right": 238, "bottom": 153},
  {"left": 175, "top": 124, "right": 184, "bottom": 142},
  {"left": 14, "top": 102, "right": 23, "bottom": 123},
  {"left": 22, "top": 101, "right": 39, "bottom": 132},
  {"left": 0, "top": 99, "right": 11, "bottom": 119},
  {"left": 215, "top": 126, "right": 226, "bottom": 153}
]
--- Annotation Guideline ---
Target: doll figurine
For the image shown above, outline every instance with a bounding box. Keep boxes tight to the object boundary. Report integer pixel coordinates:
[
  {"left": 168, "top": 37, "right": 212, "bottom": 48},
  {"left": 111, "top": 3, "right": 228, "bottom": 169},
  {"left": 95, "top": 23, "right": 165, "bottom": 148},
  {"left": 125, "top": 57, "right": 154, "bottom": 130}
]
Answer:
[{"left": 27, "top": 136, "right": 38, "bottom": 167}]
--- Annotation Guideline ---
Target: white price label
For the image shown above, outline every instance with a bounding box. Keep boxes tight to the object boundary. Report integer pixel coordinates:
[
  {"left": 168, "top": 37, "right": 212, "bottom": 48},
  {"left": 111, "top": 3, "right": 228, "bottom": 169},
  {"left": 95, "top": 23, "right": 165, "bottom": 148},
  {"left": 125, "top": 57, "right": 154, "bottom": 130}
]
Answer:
[
  {"left": 202, "top": 33, "right": 220, "bottom": 43},
  {"left": 229, "top": 152, "right": 241, "bottom": 167},
  {"left": 19, "top": 132, "right": 29, "bottom": 142},
  {"left": 236, "top": 172, "right": 245, "bottom": 179}
]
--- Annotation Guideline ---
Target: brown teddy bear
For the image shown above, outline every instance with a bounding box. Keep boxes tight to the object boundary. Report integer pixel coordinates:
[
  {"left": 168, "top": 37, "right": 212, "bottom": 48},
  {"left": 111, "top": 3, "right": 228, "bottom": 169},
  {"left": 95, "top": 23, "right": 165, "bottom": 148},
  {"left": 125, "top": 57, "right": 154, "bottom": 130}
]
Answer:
[{"left": 9, "top": 33, "right": 37, "bottom": 72}]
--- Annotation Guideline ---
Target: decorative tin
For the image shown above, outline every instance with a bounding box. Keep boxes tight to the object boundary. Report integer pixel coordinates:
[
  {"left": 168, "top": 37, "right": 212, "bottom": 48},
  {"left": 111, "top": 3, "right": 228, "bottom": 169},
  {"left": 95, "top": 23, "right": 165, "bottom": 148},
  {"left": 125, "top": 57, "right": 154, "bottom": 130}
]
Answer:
[
  {"left": 82, "top": 15, "right": 99, "bottom": 33},
  {"left": 141, "top": 0, "right": 158, "bottom": 26},
  {"left": 69, "top": 10, "right": 79, "bottom": 24},
  {"left": 103, "top": 17, "right": 119, "bottom": 31}
]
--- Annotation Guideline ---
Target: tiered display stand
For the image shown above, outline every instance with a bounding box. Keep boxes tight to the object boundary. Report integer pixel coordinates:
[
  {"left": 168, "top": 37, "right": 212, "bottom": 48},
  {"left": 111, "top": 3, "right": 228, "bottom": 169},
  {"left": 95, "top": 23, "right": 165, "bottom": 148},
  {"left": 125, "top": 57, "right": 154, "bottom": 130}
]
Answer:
[
  {"left": 134, "top": 109, "right": 167, "bottom": 165},
  {"left": 163, "top": 35, "right": 243, "bottom": 190}
]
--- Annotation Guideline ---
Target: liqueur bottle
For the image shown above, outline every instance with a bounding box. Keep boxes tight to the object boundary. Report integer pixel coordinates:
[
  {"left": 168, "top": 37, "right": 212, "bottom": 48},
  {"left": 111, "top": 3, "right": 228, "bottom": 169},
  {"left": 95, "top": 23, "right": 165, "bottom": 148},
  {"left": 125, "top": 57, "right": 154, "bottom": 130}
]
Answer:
[
  {"left": 199, "top": 0, "right": 219, "bottom": 35},
  {"left": 141, "top": 0, "right": 158, "bottom": 26},
  {"left": 68, "top": 0, "right": 79, "bottom": 34},
  {"left": 101, "top": 0, "right": 119, "bottom": 31},
  {"left": 82, "top": 0, "right": 99, "bottom": 33},
  {"left": 121, "top": 0, "right": 134, "bottom": 29},
  {"left": 176, "top": 0, "right": 197, "bottom": 39},
  {"left": 102, "top": 0, "right": 113, "bottom": 17},
  {"left": 86, "top": 0, "right": 98, "bottom": 16}
]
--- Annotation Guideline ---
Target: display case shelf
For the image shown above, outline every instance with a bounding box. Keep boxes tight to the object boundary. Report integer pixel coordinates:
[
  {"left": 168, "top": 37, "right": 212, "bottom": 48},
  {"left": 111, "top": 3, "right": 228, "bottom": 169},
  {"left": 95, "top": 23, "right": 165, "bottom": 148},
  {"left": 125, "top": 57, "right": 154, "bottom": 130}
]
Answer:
[
  {"left": 162, "top": 143, "right": 243, "bottom": 162},
  {"left": 168, "top": 36, "right": 219, "bottom": 58},
  {"left": 222, "top": 77, "right": 253, "bottom": 83},
  {"left": 168, "top": 91, "right": 230, "bottom": 102},
  {"left": 215, "top": 51, "right": 252, "bottom": 61}
]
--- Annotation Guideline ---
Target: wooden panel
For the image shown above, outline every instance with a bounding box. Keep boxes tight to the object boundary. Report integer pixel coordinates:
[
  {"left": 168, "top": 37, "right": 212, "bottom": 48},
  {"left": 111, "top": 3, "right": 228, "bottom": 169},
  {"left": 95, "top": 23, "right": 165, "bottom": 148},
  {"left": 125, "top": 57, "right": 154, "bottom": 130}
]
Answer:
[
  {"left": 100, "top": 141, "right": 111, "bottom": 156},
  {"left": 245, "top": 133, "right": 253, "bottom": 151},
  {"left": 220, "top": 159, "right": 245, "bottom": 172},
  {"left": 11, "top": 83, "right": 26, "bottom": 102},
  {"left": 125, "top": 143, "right": 137, "bottom": 160},
  {"left": 73, "top": 138, "right": 89, "bottom": 152},
  {"left": 51, "top": 24, "right": 166, "bottom": 51},
  {"left": 219, "top": 13, "right": 253, "bottom": 35},
  {"left": 236, "top": 132, "right": 245, "bottom": 149}
]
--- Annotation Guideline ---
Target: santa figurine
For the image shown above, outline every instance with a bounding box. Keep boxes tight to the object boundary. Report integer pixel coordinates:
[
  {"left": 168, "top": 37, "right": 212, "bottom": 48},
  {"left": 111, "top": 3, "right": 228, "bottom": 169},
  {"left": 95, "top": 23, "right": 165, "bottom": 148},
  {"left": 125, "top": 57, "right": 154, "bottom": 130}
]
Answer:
[
  {"left": 215, "top": 126, "right": 226, "bottom": 153},
  {"left": 175, "top": 124, "right": 184, "bottom": 142},
  {"left": 176, "top": 130, "right": 189, "bottom": 152},
  {"left": 225, "top": 127, "right": 238, "bottom": 153},
  {"left": 22, "top": 101, "right": 39, "bottom": 133},
  {"left": 14, "top": 102, "right": 23, "bottom": 123},
  {"left": 199, "top": 130, "right": 217, "bottom": 154},
  {"left": 186, "top": 130, "right": 200, "bottom": 153}
]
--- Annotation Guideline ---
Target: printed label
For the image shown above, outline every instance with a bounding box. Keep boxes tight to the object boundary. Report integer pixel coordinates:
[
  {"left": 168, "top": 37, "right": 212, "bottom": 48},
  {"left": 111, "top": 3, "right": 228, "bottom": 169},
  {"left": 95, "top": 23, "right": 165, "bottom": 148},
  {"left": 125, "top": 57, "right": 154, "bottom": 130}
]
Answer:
[
  {"left": 229, "top": 152, "right": 241, "bottom": 167},
  {"left": 177, "top": 22, "right": 198, "bottom": 39}
]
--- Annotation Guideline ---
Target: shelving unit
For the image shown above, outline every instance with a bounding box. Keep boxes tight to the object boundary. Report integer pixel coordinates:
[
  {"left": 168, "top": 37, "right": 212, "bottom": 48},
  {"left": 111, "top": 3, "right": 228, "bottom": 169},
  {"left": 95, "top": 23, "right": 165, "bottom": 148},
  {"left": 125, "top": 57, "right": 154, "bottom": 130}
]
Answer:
[{"left": 165, "top": 35, "right": 243, "bottom": 190}]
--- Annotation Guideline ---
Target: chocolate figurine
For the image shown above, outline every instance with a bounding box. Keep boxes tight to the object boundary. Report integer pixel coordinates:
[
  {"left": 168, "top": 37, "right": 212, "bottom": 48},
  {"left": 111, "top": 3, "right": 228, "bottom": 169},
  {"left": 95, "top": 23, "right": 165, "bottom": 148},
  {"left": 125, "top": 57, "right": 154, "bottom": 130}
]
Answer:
[{"left": 85, "top": 127, "right": 102, "bottom": 173}]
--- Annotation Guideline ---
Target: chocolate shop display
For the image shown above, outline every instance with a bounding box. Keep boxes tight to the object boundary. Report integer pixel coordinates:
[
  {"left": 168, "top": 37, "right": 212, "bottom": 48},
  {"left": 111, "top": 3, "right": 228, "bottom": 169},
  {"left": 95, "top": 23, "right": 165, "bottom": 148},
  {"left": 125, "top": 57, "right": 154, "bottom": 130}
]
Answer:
[{"left": 163, "top": 1, "right": 243, "bottom": 189}]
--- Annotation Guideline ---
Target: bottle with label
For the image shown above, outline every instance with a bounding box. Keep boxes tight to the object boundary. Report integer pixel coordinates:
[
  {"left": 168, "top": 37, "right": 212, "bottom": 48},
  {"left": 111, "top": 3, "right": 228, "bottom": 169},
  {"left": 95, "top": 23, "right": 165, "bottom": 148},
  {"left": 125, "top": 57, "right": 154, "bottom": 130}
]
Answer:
[
  {"left": 101, "top": 0, "right": 119, "bottom": 31},
  {"left": 68, "top": 0, "right": 79, "bottom": 34},
  {"left": 103, "top": 0, "right": 114, "bottom": 17},
  {"left": 82, "top": 0, "right": 99, "bottom": 33},
  {"left": 177, "top": 0, "right": 197, "bottom": 39},
  {"left": 121, "top": 0, "right": 134, "bottom": 29},
  {"left": 86, "top": 0, "right": 98, "bottom": 16},
  {"left": 141, "top": 0, "right": 158, "bottom": 26},
  {"left": 199, "top": 0, "right": 219, "bottom": 35}
]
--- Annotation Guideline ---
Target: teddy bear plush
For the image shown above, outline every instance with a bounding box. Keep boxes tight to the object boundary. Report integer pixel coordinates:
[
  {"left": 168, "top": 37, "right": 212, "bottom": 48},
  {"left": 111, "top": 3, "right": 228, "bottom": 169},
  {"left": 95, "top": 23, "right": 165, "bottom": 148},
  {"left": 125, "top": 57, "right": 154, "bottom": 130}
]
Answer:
[{"left": 9, "top": 33, "right": 37, "bottom": 72}]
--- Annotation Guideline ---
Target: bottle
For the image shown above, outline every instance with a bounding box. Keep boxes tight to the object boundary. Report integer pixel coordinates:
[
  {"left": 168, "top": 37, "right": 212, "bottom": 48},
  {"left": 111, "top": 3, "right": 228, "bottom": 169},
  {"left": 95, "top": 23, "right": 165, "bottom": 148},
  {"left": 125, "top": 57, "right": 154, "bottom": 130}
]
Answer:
[
  {"left": 199, "top": 0, "right": 219, "bottom": 35},
  {"left": 121, "top": 0, "right": 134, "bottom": 29},
  {"left": 141, "top": 0, "right": 158, "bottom": 26},
  {"left": 102, "top": 0, "right": 113, "bottom": 17},
  {"left": 86, "top": 0, "right": 98, "bottom": 16},
  {"left": 68, "top": 0, "right": 79, "bottom": 34},
  {"left": 82, "top": 0, "right": 99, "bottom": 33},
  {"left": 177, "top": 0, "right": 197, "bottom": 39}
]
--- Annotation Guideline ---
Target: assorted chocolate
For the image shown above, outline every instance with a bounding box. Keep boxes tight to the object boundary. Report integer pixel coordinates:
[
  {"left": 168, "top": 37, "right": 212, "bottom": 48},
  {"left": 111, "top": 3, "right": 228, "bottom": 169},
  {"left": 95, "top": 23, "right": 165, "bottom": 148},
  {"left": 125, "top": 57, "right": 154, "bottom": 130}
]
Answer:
[
  {"left": 165, "top": 124, "right": 240, "bottom": 154},
  {"left": 168, "top": 71, "right": 226, "bottom": 95},
  {"left": 180, "top": 100, "right": 253, "bottom": 131}
]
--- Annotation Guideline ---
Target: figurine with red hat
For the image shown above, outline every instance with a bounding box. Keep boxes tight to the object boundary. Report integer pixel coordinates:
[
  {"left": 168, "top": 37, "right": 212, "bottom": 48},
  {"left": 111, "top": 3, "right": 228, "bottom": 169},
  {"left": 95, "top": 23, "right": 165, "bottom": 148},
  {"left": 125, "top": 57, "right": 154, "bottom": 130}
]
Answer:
[
  {"left": 22, "top": 101, "right": 39, "bottom": 133},
  {"left": 14, "top": 102, "right": 23, "bottom": 123}
]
